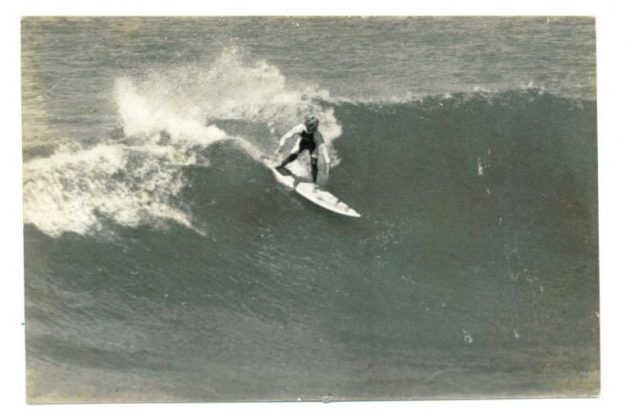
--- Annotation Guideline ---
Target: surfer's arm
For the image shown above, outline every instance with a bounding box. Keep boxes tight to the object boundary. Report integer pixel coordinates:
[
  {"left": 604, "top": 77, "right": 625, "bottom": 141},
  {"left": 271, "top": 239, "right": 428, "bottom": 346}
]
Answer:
[
  {"left": 315, "top": 132, "right": 330, "bottom": 164},
  {"left": 275, "top": 124, "right": 304, "bottom": 154}
]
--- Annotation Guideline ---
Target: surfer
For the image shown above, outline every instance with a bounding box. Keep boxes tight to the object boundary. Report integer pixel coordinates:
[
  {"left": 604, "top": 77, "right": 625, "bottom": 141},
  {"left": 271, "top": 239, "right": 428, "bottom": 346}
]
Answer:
[{"left": 275, "top": 115, "right": 330, "bottom": 183}]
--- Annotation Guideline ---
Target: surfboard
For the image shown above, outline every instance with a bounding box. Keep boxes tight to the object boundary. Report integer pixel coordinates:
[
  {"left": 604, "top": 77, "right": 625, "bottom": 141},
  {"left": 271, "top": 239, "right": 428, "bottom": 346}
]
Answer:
[{"left": 263, "top": 158, "right": 361, "bottom": 218}]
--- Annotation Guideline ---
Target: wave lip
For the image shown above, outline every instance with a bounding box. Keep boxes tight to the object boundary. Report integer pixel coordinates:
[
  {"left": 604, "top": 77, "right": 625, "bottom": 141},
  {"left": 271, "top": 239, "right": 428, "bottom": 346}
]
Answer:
[{"left": 115, "top": 49, "right": 343, "bottom": 144}]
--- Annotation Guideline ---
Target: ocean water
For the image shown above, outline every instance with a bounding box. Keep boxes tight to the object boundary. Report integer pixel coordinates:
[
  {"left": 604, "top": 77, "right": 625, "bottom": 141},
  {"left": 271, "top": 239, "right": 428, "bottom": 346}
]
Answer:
[{"left": 22, "top": 17, "right": 598, "bottom": 402}]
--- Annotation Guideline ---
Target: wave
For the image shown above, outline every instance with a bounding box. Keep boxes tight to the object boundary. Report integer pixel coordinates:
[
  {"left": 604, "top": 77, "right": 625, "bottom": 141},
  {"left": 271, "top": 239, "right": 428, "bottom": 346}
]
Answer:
[
  {"left": 23, "top": 48, "right": 597, "bottom": 241},
  {"left": 331, "top": 90, "right": 596, "bottom": 226},
  {"left": 24, "top": 87, "right": 599, "bottom": 375}
]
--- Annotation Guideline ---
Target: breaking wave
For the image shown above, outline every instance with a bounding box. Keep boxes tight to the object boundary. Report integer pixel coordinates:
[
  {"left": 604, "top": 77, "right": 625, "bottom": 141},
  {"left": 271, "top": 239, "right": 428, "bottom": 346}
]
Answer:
[{"left": 23, "top": 49, "right": 343, "bottom": 237}]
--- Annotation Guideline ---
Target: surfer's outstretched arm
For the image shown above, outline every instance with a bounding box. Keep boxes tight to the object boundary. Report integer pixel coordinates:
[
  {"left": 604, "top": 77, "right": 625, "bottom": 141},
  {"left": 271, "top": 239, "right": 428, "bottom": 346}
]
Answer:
[{"left": 276, "top": 124, "right": 304, "bottom": 154}]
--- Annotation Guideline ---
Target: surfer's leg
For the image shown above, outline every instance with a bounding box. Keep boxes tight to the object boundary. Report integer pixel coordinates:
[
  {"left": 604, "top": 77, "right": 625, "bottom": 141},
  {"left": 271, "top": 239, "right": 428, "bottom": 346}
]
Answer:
[
  {"left": 310, "top": 156, "right": 318, "bottom": 183},
  {"left": 278, "top": 141, "right": 309, "bottom": 169},
  {"left": 277, "top": 152, "right": 299, "bottom": 169}
]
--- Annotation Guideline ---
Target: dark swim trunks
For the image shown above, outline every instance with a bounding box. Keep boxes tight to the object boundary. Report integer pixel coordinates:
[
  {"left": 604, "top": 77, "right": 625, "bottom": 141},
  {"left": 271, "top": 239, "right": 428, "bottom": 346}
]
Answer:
[{"left": 297, "top": 130, "right": 317, "bottom": 153}]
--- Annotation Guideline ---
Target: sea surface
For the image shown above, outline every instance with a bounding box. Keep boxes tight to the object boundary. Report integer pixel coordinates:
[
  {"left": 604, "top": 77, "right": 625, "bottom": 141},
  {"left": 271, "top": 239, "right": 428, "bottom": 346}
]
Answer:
[{"left": 22, "top": 17, "right": 598, "bottom": 402}]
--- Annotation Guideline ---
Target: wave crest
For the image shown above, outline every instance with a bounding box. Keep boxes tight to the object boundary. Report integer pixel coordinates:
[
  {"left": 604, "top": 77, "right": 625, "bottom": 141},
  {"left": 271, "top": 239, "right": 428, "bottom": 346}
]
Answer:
[{"left": 115, "top": 49, "right": 343, "bottom": 144}]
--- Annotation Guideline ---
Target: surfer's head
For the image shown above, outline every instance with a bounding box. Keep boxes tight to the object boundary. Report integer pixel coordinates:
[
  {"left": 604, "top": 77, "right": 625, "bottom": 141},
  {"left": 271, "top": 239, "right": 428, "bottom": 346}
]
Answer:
[{"left": 304, "top": 115, "right": 319, "bottom": 133}]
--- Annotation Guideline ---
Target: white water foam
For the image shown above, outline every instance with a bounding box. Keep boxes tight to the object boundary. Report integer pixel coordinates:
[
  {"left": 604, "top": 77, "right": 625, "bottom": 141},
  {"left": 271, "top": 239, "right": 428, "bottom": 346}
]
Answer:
[
  {"left": 116, "top": 49, "right": 343, "bottom": 147},
  {"left": 23, "top": 141, "right": 209, "bottom": 237}
]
